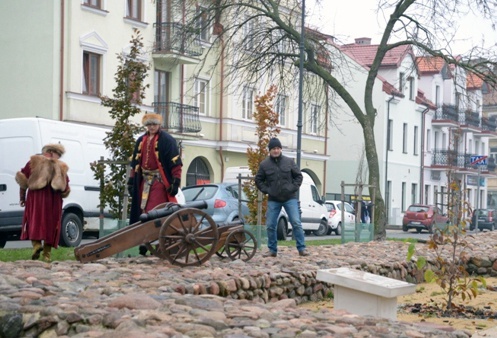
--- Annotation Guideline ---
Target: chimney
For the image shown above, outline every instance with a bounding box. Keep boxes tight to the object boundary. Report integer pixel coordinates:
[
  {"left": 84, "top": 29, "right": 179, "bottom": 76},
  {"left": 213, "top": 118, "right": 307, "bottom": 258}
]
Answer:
[{"left": 355, "top": 37, "right": 372, "bottom": 45}]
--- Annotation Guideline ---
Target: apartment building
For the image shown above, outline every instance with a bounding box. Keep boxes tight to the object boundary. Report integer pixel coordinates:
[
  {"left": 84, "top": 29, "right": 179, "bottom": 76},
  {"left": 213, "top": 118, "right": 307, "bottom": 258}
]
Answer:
[
  {"left": 0, "top": 1, "right": 328, "bottom": 191},
  {"left": 326, "top": 37, "right": 496, "bottom": 224}
]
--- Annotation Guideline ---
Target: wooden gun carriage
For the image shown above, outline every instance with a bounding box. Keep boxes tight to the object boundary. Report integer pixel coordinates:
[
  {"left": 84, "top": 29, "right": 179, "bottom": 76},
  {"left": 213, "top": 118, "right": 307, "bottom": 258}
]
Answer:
[{"left": 74, "top": 201, "right": 257, "bottom": 266}]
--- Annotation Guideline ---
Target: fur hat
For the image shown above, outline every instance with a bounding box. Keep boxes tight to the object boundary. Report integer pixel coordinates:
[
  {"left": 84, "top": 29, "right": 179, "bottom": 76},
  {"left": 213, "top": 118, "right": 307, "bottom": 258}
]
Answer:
[
  {"left": 142, "top": 113, "right": 163, "bottom": 126},
  {"left": 268, "top": 138, "right": 282, "bottom": 150},
  {"left": 41, "top": 143, "right": 65, "bottom": 157}
]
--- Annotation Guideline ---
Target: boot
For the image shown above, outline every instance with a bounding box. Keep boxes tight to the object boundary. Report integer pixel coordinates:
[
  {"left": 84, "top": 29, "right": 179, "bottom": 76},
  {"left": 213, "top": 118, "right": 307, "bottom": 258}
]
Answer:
[
  {"left": 42, "top": 245, "right": 52, "bottom": 262},
  {"left": 31, "top": 240, "right": 42, "bottom": 260}
]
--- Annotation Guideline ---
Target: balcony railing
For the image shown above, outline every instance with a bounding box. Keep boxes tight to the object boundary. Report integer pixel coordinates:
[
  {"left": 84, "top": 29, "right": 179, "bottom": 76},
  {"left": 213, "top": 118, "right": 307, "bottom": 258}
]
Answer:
[
  {"left": 482, "top": 116, "right": 497, "bottom": 133},
  {"left": 432, "top": 149, "right": 489, "bottom": 170},
  {"left": 153, "top": 102, "right": 202, "bottom": 133},
  {"left": 461, "top": 110, "right": 480, "bottom": 128},
  {"left": 154, "top": 22, "right": 202, "bottom": 57},
  {"left": 434, "top": 105, "right": 459, "bottom": 122}
]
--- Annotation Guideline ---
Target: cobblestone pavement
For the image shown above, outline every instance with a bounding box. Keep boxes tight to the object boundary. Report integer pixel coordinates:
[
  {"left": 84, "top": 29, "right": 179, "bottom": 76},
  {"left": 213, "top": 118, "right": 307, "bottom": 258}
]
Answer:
[{"left": 3, "top": 232, "right": 497, "bottom": 337}]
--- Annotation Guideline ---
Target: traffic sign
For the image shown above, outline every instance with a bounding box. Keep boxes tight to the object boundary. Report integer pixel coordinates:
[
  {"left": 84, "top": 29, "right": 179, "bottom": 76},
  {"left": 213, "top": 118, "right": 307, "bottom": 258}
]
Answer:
[{"left": 470, "top": 155, "right": 487, "bottom": 165}]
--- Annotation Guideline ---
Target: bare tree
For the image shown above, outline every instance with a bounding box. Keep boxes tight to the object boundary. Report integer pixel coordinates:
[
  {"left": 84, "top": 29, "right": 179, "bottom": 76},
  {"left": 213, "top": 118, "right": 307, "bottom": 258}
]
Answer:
[{"left": 182, "top": 0, "right": 497, "bottom": 239}]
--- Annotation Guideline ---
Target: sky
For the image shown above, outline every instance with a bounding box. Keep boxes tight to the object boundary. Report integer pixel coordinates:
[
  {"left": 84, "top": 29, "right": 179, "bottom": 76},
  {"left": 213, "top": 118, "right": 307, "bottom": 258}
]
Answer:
[{"left": 306, "top": 0, "right": 497, "bottom": 55}]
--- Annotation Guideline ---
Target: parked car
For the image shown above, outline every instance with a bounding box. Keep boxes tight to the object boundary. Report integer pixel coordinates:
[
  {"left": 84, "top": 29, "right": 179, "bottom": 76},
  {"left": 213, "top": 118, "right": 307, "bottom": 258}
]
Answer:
[
  {"left": 182, "top": 183, "right": 249, "bottom": 226},
  {"left": 324, "top": 200, "right": 356, "bottom": 235},
  {"left": 402, "top": 204, "right": 449, "bottom": 233},
  {"left": 470, "top": 209, "right": 495, "bottom": 231}
]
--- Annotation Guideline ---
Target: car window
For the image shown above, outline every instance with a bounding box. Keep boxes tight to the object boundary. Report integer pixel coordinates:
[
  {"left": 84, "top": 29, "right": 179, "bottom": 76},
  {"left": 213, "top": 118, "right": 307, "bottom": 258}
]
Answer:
[
  {"left": 183, "top": 186, "right": 217, "bottom": 201},
  {"left": 325, "top": 203, "right": 335, "bottom": 212},
  {"left": 408, "top": 205, "right": 428, "bottom": 212},
  {"left": 226, "top": 185, "right": 248, "bottom": 201},
  {"left": 344, "top": 204, "right": 354, "bottom": 213}
]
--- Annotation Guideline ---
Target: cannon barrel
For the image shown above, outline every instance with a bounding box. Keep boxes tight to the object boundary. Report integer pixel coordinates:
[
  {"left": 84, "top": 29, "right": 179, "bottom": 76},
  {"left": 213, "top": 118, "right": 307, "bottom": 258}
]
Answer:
[{"left": 139, "top": 200, "right": 208, "bottom": 222}]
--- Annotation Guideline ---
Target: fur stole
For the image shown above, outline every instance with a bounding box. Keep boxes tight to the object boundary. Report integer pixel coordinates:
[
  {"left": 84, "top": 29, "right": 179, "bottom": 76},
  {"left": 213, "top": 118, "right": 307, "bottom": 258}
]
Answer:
[{"left": 15, "top": 155, "right": 69, "bottom": 192}]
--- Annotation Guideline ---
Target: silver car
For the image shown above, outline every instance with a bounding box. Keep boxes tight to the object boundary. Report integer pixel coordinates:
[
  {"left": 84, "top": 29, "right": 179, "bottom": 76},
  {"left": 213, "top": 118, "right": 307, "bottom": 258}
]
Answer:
[{"left": 182, "top": 183, "right": 249, "bottom": 226}]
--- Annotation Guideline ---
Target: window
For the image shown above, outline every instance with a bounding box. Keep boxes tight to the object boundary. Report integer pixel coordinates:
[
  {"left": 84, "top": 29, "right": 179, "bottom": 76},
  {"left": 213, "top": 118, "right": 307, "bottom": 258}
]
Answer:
[
  {"left": 399, "top": 72, "right": 405, "bottom": 92},
  {"left": 126, "top": 72, "right": 140, "bottom": 103},
  {"left": 402, "top": 182, "right": 406, "bottom": 212},
  {"left": 275, "top": 94, "right": 287, "bottom": 126},
  {"left": 154, "top": 70, "right": 169, "bottom": 103},
  {"left": 242, "top": 87, "right": 254, "bottom": 119},
  {"left": 242, "top": 15, "right": 255, "bottom": 50},
  {"left": 424, "top": 185, "right": 430, "bottom": 204},
  {"left": 82, "top": 51, "right": 100, "bottom": 96},
  {"left": 126, "top": 0, "right": 142, "bottom": 21},
  {"left": 83, "top": 0, "right": 101, "bottom": 9},
  {"left": 426, "top": 129, "right": 431, "bottom": 151},
  {"left": 455, "top": 92, "right": 461, "bottom": 109},
  {"left": 387, "top": 119, "right": 393, "bottom": 151},
  {"left": 413, "top": 126, "right": 418, "bottom": 155},
  {"left": 196, "top": 7, "right": 209, "bottom": 42},
  {"left": 403, "top": 123, "right": 408, "bottom": 153},
  {"left": 194, "top": 79, "right": 209, "bottom": 115},
  {"left": 306, "top": 103, "right": 320, "bottom": 134},
  {"left": 411, "top": 183, "right": 417, "bottom": 205},
  {"left": 408, "top": 77, "right": 414, "bottom": 100},
  {"left": 435, "top": 85, "right": 440, "bottom": 106}
]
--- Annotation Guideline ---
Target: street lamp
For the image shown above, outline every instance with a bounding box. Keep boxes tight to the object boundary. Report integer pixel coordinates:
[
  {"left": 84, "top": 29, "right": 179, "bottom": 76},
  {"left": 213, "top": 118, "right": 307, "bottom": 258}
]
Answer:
[{"left": 296, "top": 0, "right": 305, "bottom": 169}]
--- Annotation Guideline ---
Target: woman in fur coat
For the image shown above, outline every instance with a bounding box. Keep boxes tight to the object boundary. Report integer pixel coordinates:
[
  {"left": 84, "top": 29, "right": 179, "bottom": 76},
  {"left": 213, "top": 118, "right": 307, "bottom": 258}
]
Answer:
[{"left": 16, "top": 143, "right": 70, "bottom": 262}]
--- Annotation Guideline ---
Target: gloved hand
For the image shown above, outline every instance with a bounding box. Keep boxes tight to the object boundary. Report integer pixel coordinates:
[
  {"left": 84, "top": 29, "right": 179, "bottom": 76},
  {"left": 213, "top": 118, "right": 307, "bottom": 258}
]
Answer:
[
  {"left": 167, "top": 177, "right": 180, "bottom": 197},
  {"left": 127, "top": 177, "right": 134, "bottom": 196}
]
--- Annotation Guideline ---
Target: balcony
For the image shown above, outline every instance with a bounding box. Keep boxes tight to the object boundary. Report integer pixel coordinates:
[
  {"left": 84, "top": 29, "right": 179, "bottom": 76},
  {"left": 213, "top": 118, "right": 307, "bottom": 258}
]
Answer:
[
  {"left": 153, "top": 102, "right": 202, "bottom": 133},
  {"left": 153, "top": 22, "right": 202, "bottom": 65},
  {"left": 481, "top": 116, "right": 497, "bottom": 138},
  {"left": 431, "top": 149, "right": 487, "bottom": 171},
  {"left": 459, "top": 110, "right": 480, "bottom": 132},
  {"left": 432, "top": 105, "right": 459, "bottom": 127}
]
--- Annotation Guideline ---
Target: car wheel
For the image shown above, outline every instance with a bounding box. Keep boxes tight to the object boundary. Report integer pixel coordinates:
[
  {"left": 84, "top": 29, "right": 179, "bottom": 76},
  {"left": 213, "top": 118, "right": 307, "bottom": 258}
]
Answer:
[
  {"left": 276, "top": 218, "right": 287, "bottom": 241},
  {"left": 335, "top": 222, "right": 342, "bottom": 236},
  {"left": 326, "top": 224, "right": 333, "bottom": 235},
  {"left": 402, "top": 224, "right": 408, "bottom": 232},
  {"left": 59, "top": 212, "right": 83, "bottom": 247},
  {"left": 313, "top": 219, "right": 329, "bottom": 236},
  {"left": 0, "top": 236, "right": 6, "bottom": 248}
]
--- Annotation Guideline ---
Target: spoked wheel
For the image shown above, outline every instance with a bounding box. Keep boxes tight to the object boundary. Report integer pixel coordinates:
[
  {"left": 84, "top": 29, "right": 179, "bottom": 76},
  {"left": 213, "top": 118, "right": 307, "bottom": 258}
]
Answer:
[
  {"left": 224, "top": 229, "right": 257, "bottom": 262},
  {"left": 158, "top": 208, "right": 219, "bottom": 267},
  {"left": 144, "top": 202, "right": 176, "bottom": 259}
]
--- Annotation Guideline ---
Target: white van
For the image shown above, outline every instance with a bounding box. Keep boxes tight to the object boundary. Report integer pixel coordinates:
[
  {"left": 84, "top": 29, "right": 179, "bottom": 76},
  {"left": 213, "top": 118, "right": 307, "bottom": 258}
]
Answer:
[
  {"left": 223, "top": 166, "right": 329, "bottom": 240},
  {"left": 0, "top": 117, "right": 112, "bottom": 248}
]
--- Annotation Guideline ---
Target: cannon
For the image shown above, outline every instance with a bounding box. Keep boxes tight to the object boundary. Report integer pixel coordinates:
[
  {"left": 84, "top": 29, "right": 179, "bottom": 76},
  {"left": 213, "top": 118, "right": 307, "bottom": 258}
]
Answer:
[{"left": 74, "top": 201, "right": 257, "bottom": 266}]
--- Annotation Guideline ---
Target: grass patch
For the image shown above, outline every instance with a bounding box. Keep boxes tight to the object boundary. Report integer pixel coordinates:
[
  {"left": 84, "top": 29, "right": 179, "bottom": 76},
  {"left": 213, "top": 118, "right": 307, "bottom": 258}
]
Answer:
[{"left": 0, "top": 247, "right": 77, "bottom": 262}]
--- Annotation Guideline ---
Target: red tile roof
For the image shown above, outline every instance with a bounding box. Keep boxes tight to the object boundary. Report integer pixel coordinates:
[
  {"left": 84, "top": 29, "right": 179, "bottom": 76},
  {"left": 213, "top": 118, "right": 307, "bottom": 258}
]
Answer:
[
  {"left": 467, "top": 72, "right": 484, "bottom": 90},
  {"left": 341, "top": 43, "right": 414, "bottom": 68},
  {"left": 416, "top": 56, "right": 446, "bottom": 74}
]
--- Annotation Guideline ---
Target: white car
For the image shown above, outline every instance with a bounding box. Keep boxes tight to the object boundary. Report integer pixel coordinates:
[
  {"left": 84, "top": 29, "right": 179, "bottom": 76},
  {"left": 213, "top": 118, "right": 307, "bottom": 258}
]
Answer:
[{"left": 324, "top": 200, "right": 356, "bottom": 235}]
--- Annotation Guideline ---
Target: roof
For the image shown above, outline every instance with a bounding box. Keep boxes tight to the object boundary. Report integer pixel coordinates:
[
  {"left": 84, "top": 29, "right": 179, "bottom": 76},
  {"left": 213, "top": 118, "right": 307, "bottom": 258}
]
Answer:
[
  {"left": 341, "top": 43, "right": 414, "bottom": 68},
  {"left": 467, "top": 71, "right": 484, "bottom": 90},
  {"left": 416, "top": 56, "right": 445, "bottom": 74}
]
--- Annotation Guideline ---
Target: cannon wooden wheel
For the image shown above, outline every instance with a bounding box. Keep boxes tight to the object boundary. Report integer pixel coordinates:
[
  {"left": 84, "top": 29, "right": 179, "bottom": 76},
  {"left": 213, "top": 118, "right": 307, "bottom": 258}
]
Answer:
[
  {"left": 144, "top": 202, "right": 175, "bottom": 259},
  {"left": 224, "top": 229, "right": 257, "bottom": 261},
  {"left": 158, "top": 208, "right": 219, "bottom": 266}
]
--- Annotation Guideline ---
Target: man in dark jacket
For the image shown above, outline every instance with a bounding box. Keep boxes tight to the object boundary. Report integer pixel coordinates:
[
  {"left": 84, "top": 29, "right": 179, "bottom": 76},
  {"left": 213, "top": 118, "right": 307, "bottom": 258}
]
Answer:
[{"left": 255, "top": 138, "right": 309, "bottom": 257}]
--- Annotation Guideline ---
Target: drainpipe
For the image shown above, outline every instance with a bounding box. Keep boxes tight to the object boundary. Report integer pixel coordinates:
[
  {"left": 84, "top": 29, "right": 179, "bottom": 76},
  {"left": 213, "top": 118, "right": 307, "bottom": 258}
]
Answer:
[
  {"left": 419, "top": 107, "right": 429, "bottom": 203},
  {"left": 385, "top": 96, "right": 395, "bottom": 222},
  {"left": 218, "top": 36, "right": 225, "bottom": 182},
  {"left": 59, "top": 0, "right": 65, "bottom": 121}
]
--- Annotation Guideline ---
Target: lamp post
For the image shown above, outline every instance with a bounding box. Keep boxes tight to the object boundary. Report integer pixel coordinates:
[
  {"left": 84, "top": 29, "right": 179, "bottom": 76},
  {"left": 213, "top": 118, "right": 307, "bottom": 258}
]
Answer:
[{"left": 296, "top": 0, "right": 305, "bottom": 169}]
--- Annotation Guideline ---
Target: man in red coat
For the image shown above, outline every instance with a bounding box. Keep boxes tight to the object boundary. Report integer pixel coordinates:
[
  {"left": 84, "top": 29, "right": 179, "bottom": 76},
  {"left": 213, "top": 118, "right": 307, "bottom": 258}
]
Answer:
[{"left": 16, "top": 143, "right": 70, "bottom": 262}]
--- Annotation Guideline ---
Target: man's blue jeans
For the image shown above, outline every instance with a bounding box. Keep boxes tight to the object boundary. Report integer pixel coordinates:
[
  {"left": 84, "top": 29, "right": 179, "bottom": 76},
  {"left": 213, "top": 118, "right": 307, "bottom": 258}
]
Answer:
[{"left": 266, "top": 198, "right": 306, "bottom": 253}]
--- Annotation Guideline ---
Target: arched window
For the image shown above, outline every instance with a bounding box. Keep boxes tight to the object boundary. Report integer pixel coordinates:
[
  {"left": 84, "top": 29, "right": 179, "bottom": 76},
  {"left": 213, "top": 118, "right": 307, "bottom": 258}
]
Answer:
[{"left": 186, "top": 157, "right": 210, "bottom": 186}]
